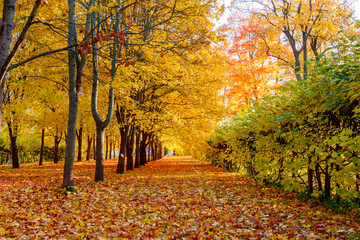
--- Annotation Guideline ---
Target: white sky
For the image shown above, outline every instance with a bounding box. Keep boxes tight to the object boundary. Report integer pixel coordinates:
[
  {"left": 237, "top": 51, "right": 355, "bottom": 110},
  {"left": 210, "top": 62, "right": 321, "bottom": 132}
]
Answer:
[{"left": 216, "top": 0, "right": 360, "bottom": 26}]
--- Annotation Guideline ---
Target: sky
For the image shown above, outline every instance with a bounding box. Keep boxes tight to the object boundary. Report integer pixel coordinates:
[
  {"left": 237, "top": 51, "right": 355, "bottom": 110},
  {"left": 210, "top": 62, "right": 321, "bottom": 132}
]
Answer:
[{"left": 217, "top": 0, "right": 360, "bottom": 26}]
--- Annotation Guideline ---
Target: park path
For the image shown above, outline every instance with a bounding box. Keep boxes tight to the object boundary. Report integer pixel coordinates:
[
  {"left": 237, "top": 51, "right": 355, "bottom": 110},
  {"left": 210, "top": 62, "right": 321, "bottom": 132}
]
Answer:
[{"left": 0, "top": 156, "right": 359, "bottom": 239}]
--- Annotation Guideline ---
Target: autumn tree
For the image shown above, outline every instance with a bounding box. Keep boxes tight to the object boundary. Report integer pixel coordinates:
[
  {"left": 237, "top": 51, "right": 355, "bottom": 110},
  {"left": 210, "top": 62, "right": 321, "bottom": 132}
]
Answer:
[
  {"left": 0, "top": 0, "right": 43, "bottom": 128},
  {"left": 221, "top": 13, "right": 280, "bottom": 110},
  {"left": 234, "top": 0, "right": 355, "bottom": 81},
  {"left": 63, "top": 0, "right": 93, "bottom": 187}
]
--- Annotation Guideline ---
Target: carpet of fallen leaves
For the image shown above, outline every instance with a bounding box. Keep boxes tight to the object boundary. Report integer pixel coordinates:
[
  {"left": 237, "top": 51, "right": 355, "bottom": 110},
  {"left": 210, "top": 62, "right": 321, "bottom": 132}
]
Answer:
[{"left": 0, "top": 156, "right": 359, "bottom": 239}]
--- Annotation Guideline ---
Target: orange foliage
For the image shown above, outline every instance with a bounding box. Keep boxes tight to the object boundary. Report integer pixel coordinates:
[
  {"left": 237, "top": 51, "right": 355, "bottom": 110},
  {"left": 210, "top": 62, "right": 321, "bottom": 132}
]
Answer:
[
  {"left": 0, "top": 157, "right": 359, "bottom": 238},
  {"left": 223, "top": 13, "right": 280, "bottom": 111}
]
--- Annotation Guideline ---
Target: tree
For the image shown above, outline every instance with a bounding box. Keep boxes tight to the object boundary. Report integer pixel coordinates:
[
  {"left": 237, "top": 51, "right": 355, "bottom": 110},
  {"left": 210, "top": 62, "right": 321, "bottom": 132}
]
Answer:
[
  {"left": 222, "top": 14, "right": 280, "bottom": 110},
  {"left": 234, "top": 0, "right": 355, "bottom": 81},
  {"left": 63, "top": 0, "right": 93, "bottom": 187},
  {"left": 0, "top": 0, "right": 42, "bottom": 128}
]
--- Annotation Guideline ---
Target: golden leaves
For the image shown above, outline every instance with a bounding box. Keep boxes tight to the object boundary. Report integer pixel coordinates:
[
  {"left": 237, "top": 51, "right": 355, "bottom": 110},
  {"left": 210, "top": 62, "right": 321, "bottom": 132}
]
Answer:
[{"left": 0, "top": 157, "right": 359, "bottom": 238}]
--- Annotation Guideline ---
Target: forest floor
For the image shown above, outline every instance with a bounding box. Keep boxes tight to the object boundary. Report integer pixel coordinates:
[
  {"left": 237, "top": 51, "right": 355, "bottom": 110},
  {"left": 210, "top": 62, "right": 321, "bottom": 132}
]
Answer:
[{"left": 0, "top": 156, "right": 359, "bottom": 239}]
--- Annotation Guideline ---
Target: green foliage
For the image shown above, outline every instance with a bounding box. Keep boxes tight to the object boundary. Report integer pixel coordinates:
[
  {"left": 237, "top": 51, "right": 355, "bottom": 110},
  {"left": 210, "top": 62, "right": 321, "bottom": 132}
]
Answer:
[
  {"left": 66, "top": 185, "right": 77, "bottom": 193},
  {"left": 53, "top": 186, "right": 77, "bottom": 195},
  {"left": 325, "top": 197, "right": 360, "bottom": 214},
  {"left": 205, "top": 38, "right": 360, "bottom": 206}
]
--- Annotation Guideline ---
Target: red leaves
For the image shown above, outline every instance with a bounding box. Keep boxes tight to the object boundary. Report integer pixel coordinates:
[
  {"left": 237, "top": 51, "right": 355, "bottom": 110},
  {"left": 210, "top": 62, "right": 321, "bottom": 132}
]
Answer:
[
  {"left": 120, "top": 58, "right": 136, "bottom": 67},
  {"left": 93, "top": 33, "right": 101, "bottom": 44},
  {"left": 0, "top": 158, "right": 359, "bottom": 238},
  {"left": 77, "top": 41, "right": 92, "bottom": 57},
  {"left": 76, "top": 31, "right": 112, "bottom": 57},
  {"left": 109, "top": 32, "right": 126, "bottom": 45}
]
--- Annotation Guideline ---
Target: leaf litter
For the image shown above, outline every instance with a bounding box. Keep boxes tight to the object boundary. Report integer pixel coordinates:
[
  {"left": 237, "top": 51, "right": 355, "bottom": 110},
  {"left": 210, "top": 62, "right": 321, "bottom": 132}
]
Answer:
[{"left": 0, "top": 156, "right": 359, "bottom": 239}]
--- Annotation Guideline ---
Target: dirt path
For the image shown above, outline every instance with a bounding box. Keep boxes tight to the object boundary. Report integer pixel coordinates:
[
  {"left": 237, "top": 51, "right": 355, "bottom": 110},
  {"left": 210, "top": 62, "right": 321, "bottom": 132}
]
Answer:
[{"left": 0, "top": 156, "right": 359, "bottom": 239}]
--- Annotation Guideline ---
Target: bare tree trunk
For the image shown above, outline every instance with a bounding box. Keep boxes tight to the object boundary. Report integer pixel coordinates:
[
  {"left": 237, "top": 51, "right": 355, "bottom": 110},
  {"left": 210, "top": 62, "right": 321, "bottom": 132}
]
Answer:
[
  {"left": 135, "top": 128, "right": 141, "bottom": 168},
  {"left": 93, "top": 133, "right": 96, "bottom": 160},
  {"left": 94, "top": 124, "right": 105, "bottom": 181},
  {"left": 77, "top": 124, "right": 83, "bottom": 161},
  {"left": 126, "top": 126, "right": 135, "bottom": 171},
  {"left": 113, "top": 141, "right": 116, "bottom": 158},
  {"left": 7, "top": 122, "right": 19, "bottom": 168},
  {"left": 105, "top": 135, "right": 109, "bottom": 159},
  {"left": 39, "top": 128, "right": 45, "bottom": 166},
  {"left": 117, "top": 127, "right": 128, "bottom": 174},
  {"left": 86, "top": 135, "right": 92, "bottom": 161},
  {"left": 110, "top": 137, "right": 113, "bottom": 159},
  {"left": 54, "top": 132, "right": 62, "bottom": 164},
  {"left": 140, "top": 131, "right": 148, "bottom": 166}
]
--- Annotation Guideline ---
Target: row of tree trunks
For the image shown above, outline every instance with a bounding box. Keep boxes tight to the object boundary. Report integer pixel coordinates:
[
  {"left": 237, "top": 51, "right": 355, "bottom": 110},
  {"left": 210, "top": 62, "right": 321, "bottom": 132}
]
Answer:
[
  {"left": 105, "top": 135, "right": 118, "bottom": 159},
  {"left": 6, "top": 123, "right": 162, "bottom": 173}
]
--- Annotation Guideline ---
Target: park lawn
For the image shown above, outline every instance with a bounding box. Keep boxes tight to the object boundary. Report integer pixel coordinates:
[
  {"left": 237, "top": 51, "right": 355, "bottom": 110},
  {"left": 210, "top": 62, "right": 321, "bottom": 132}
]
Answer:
[{"left": 0, "top": 156, "right": 359, "bottom": 239}]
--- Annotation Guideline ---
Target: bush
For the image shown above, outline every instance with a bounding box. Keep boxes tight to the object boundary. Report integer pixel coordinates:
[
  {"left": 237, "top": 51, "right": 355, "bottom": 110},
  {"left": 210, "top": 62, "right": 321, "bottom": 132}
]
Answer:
[{"left": 204, "top": 39, "right": 360, "bottom": 207}]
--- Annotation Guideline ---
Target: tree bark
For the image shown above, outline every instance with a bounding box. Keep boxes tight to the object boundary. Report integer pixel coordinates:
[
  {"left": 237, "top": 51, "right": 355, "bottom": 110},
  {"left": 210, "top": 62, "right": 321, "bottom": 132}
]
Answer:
[
  {"left": 7, "top": 122, "right": 19, "bottom": 168},
  {"left": 86, "top": 135, "right": 92, "bottom": 161},
  {"left": 117, "top": 127, "right": 128, "bottom": 174},
  {"left": 77, "top": 124, "right": 83, "bottom": 161},
  {"left": 307, "top": 166, "right": 314, "bottom": 194},
  {"left": 324, "top": 164, "right": 331, "bottom": 200},
  {"left": 93, "top": 133, "right": 96, "bottom": 160},
  {"left": 135, "top": 128, "right": 141, "bottom": 168},
  {"left": 126, "top": 126, "right": 135, "bottom": 171},
  {"left": 39, "top": 128, "right": 45, "bottom": 166},
  {"left": 151, "top": 139, "right": 155, "bottom": 162},
  {"left": 109, "top": 136, "right": 112, "bottom": 159},
  {"left": 113, "top": 141, "right": 116, "bottom": 158},
  {"left": 105, "top": 135, "right": 109, "bottom": 159},
  {"left": 54, "top": 132, "right": 62, "bottom": 164},
  {"left": 140, "top": 131, "right": 148, "bottom": 166},
  {"left": 63, "top": 0, "right": 93, "bottom": 187},
  {"left": 94, "top": 124, "right": 105, "bottom": 181},
  {"left": 91, "top": 7, "right": 115, "bottom": 181}
]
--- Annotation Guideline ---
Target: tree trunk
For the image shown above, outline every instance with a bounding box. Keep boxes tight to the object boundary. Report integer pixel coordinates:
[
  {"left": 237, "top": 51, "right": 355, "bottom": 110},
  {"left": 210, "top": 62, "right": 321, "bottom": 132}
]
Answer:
[
  {"left": 135, "top": 128, "right": 141, "bottom": 168},
  {"left": 113, "top": 141, "right": 116, "bottom": 158},
  {"left": 126, "top": 126, "right": 135, "bottom": 171},
  {"left": 39, "top": 128, "right": 45, "bottom": 166},
  {"left": 93, "top": 133, "right": 96, "bottom": 160},
  {"left": 140, "top": 131, "right": 147, "bottom": 166},
  {"left": 86, "top": 135, "right": 92, "bottom": 161},
  {"left": 315, "top": 163, "right": 322, "bottom": 192},
  {"left": 54, "top": 133, "right": 62, "bottom": 164},
  {"left": 63, "top": 0, "right": 93, "bottom": 187},
  {"left": 90, "top": 8, "right": 115, "bottom": 181},
  {"left": 308, "top": 166, "right": 314, "bottom": 194},
  {"left": 105, "top": 135, "right": 109, "bottom": 159},
  {"left": 7, "top": 123, "right": 19, "bottom": 168},
  {"left": 77, "top": 124, "right": 83, "bottom": 161},
  {"left": 151, "top": 140, "right": 155, "bottom": 161},
  {"left": 94, "top": 125, "right": 105, "bottom": 181},
  {"left": 302, "top": 31, "right": 308, "bottom": 80},
  {"left": 147, "top": 144, "right": 151, "bottom": 162},
  {"left": 62, "top": 0, "right": 79, "bottom": 187},
  {"left": 116, "top": 127, "right": 128, "bottom": 174},
  {"left": 109, "top": 137, "right": 113, "bottom": 159},
  {"left": 324, "top": 164, "right": 331, "bottom": 200}
]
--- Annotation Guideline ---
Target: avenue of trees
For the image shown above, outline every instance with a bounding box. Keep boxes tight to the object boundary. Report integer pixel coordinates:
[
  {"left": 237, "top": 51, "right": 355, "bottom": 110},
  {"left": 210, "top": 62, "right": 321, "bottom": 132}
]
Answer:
[
  {"left": 0, "top": 0, "right": 227, "bottom": 187},
  {"left": 2, "top": 0, "right": 360, "bottom": 210}
]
